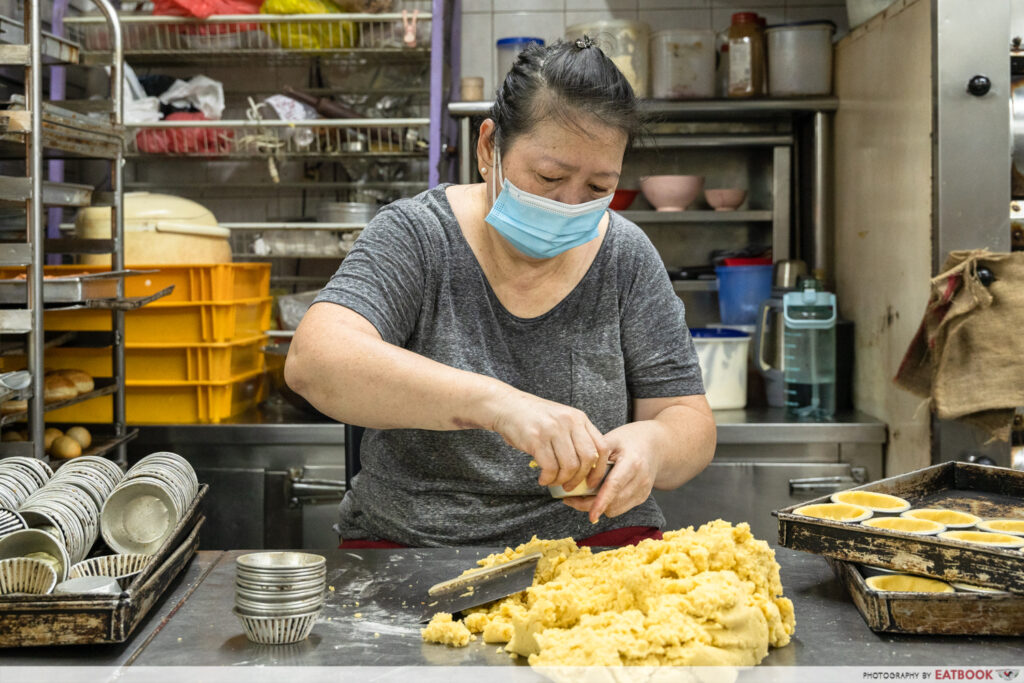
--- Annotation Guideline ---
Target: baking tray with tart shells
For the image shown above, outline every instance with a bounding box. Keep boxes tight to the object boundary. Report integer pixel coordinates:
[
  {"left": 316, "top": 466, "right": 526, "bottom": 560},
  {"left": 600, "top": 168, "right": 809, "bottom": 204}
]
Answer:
[
  {"left": 774, "top": 462, "right": 1024, "bottom": 593},
  {"left": 0, "top": 484, "right": 206, "bottom": 647},
  {"left": 828, "top": 558, "right": 1024, "bottom": 636}
]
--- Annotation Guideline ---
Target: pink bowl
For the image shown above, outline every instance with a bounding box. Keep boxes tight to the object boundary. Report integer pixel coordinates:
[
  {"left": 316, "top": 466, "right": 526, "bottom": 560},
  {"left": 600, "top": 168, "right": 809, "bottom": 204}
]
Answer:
[
  {"left": 640, "top": 175, "right": 704, "bottom": 212},
  {"left": 705, "top": 188, "right": 748, "bottom": 211}
]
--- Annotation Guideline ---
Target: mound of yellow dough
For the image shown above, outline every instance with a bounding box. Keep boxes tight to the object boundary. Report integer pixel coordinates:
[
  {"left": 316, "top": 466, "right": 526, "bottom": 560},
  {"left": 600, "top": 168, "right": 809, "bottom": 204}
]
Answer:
[{"left": 420, "top": 520, "right": 795, "bottom": 667}]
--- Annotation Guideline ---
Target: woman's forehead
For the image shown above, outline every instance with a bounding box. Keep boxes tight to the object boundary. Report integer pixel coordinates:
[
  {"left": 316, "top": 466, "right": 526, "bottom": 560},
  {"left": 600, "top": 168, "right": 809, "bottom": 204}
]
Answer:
[{"left": 505, "top": 117, "right": 627, "bottom": 163}]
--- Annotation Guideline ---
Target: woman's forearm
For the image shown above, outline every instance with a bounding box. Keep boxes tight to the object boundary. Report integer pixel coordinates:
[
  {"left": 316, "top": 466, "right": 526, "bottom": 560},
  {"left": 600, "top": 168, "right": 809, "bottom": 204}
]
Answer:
[
  {"left": 285, "top": 303, "right": 509, "bottom": 431},
  {"left": 647, "top": 403, "right": 717, "bottom": 489}
]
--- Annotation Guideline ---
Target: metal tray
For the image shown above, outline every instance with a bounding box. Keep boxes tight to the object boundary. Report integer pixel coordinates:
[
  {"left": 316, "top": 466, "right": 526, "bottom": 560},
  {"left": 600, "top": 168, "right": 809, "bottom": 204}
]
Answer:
[
  {"left": 828, "top": 558, "right": 1024, "bottom": 635},
  {"left": 0, "top": 270, "right": 138, "bottom": 304},
  {"left": 0, "top": 484, "right": 207, "bottom": 647},
  {"left": 774, "top": 462, "right": 1024, "bottom": 593}
]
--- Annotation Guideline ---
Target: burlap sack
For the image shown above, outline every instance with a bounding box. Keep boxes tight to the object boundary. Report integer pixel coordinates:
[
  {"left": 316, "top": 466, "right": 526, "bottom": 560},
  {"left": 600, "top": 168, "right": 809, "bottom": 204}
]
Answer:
[{"left": 895, "top": 250, "right": 1024, "bottom": 442}]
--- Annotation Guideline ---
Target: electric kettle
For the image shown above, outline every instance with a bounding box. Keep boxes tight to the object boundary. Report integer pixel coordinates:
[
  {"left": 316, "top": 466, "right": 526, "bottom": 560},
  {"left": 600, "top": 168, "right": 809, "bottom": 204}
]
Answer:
[{"left": 752, "top": 260, "right": 807, "bottom": 407}]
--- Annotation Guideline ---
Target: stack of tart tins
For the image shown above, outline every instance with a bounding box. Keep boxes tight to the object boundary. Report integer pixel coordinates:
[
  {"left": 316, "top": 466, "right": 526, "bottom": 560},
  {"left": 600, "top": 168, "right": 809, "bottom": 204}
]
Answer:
[
  {"left": 233, "top": 552, "right": 326, "bottom": 645},
  {"left": 101, "top": 452, "right": 198, "bottom": 555}
]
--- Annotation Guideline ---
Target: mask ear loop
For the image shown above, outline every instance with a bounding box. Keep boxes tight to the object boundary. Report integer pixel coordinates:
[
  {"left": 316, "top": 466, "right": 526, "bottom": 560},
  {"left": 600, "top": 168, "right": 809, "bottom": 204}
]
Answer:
[{"left": 491, "top": 145, "right": 502, "bottom": 206}]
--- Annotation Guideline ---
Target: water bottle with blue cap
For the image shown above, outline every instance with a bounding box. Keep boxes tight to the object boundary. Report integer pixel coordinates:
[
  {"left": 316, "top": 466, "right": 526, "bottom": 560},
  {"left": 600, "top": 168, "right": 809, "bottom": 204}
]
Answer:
[{"left": 782, "top": 278, "right": 836, "bottom": 419}]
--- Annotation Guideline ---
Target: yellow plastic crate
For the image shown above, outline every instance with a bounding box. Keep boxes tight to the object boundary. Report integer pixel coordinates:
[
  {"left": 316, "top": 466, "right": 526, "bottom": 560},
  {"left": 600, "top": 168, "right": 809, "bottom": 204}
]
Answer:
[
  {"left": 45, "top": 369, "right": 266, "bottom": 424},
  {"left": 44, "top": 297, "right": 273, "bottom": 343},
  {"left": 0, "top": 263, "right": 271, "bottom": 303},
  {"left": 36, "top": 335, "right": 266, "bottom": 382}
]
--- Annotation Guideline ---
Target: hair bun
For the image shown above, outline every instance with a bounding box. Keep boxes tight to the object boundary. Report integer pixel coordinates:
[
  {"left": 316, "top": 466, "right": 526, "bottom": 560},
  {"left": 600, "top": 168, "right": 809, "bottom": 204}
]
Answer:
[{"left": 574, "top": 35, "right": 595, "bottom": 49}]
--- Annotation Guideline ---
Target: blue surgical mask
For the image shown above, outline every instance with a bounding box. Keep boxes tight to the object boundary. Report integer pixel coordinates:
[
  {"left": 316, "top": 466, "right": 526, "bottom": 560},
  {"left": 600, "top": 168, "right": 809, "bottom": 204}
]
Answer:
[{"left": 484, "top": 148, "right": 612, "bottom": 260}]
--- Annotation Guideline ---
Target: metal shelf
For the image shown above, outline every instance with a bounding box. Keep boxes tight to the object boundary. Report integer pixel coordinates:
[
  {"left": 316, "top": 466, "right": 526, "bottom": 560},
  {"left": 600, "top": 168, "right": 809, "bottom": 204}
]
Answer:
[
  {"left": 0, "top": 15, "right": 81, "bottom": 65},
  {"left": 65, "top": 12, "right": 432, "bottom": 64},
  {"left": 0, "top": 427, "right": 138, "bottom": 463},
  {"left": 125, "top": 118, "right": 428, "bottom": 160},
  {"left": 449, "top": 97, "right": 839, "bottom": 119},
  {"left": 620, "top": 210, "right": 773, "bottom": 223},
  {"left": 0, "top": 377, "right": 117, "bottom": 426},
  {"left": 0, "top": 286, "right": 173, "bottom": 334},
  {"left": 672, "top": 279, "right": 718, "bottom": 292},
  {"left": 0, "top": 98, "right": 123, "bottom": 160},
  {"left": 223, "top": 222, "right": 365, "bottom": 232},
  {"left": 0, "top": 176, "right": 93, "bottom": 208}
]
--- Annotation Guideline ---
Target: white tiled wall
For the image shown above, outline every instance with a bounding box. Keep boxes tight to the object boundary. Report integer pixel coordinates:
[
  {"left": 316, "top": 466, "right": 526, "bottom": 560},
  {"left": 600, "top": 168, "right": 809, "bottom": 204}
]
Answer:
[{"left": 462, "top": 0, "right": 849, "bottom": 96}]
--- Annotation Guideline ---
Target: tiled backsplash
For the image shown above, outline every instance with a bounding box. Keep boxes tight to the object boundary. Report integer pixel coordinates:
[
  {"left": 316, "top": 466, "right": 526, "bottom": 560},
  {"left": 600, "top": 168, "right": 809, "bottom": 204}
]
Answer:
[{"left": 462, "top": 0, "right": 850, "bottom": 96}]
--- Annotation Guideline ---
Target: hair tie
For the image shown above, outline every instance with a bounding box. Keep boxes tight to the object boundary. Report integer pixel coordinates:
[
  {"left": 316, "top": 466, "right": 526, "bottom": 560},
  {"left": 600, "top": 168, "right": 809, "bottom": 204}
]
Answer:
[{"left": 574, "top": 35, "right": 595, "bottom": 49}]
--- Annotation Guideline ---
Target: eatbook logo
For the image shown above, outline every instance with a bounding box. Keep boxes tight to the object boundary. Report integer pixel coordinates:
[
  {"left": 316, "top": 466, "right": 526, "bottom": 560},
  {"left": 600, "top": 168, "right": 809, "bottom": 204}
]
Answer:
[{"left": 997, "top": 672, "right": 1019, "bottom": 682}]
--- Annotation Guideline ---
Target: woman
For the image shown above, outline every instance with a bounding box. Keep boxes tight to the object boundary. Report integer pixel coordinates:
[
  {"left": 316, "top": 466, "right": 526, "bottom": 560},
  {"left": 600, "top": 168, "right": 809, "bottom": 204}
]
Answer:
[{"left": 286, "top": 37, "right": 716, "bottom": 548}]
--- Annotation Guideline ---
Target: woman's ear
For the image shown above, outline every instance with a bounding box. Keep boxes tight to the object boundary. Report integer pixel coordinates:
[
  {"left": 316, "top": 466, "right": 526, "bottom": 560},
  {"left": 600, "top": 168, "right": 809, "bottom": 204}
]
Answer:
[{"left": 476, "top": 118, "right": 497, "bottom": 173}]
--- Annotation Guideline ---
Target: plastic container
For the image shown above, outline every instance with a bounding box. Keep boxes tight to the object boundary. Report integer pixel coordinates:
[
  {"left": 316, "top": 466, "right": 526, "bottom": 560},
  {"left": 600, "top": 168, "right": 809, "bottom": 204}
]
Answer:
[
  {"left": 766, "top": 22, "right": 836, "bottom": 97},
  {"left": 38, "top": 336, "right": 267, "bottom": 382},
  {"left": 43, "top": 297, "right": 273, "bottom": 344},
  {"left": 495, "top": 37, "right": 543, "bottom": 84},
  {"left": 846, "top": 0, "right": 898, "bottom": 28},
  {"left": 783, "top": 279, "right": 837, "bottom": 419},
  {"left": 46, "top": 369, "right": 266, "bottom": 424},
  {"left": 650, "top": 30, "right": 716, "bottom": 100},
  {"left": 0, "top": 263, "right": 271, "bottom": 303},
  {"left": 566, "top": 20, "right": 650, "bottom": 97},
  {"left": 715, "top": 264, "right": 772, "bottom": 326},
  {"left": 691, "top": 328, "right": 751, "bottom": 410}
]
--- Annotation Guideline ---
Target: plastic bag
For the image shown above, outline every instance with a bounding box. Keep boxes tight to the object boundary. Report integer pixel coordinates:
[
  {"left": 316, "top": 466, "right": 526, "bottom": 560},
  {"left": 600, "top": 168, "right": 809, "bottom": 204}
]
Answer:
[
  {"left": 260, "top": 0, "right": 357, "bottom": 49},
  {"left": 135, "top": 112, "right": 233, "bottom": 156},
  {"left": 159, "top": 75, "right": 226, "bottom": 120},
  {"left": 153, "top": 0, "right": 262, "bottom": 19}
]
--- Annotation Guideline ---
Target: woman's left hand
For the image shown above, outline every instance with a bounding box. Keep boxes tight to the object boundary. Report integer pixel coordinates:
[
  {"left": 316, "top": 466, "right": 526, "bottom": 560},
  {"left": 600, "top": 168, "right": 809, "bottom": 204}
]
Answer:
[{"left": 560, "top": 422, "right": 659, "bottom": 524}]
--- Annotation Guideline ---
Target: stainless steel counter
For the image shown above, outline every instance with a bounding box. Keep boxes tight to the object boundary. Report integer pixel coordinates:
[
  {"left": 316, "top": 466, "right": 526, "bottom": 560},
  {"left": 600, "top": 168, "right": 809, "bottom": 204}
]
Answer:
[
  {"left": 128, "top": 405, "right": 886, "bottom": 447},
  {"left": 15, "top": 546, "right": 1020, "bottom": 667}
]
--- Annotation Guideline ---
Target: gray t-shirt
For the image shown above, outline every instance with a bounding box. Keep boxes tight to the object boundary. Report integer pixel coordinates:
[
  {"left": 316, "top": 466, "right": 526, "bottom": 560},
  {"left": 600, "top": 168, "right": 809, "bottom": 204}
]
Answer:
[{"left": 313, "top": 185, "right": 704, "bottom": 547}]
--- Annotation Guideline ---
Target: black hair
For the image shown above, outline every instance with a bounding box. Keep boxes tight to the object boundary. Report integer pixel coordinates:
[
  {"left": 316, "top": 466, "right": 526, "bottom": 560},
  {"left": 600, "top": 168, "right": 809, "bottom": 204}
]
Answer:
[{"left": 489, "top": 36, "right": 642, "bottom": 156}]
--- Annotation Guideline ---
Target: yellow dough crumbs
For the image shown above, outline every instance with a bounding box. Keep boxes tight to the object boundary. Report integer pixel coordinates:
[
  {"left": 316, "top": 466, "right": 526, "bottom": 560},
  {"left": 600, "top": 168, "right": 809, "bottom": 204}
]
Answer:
[
  {"left": 420, "top": 520, "right": 795, "bottom": 667},
  {"left": 421, "top": 613, "right": 475, "bottom": 647}
]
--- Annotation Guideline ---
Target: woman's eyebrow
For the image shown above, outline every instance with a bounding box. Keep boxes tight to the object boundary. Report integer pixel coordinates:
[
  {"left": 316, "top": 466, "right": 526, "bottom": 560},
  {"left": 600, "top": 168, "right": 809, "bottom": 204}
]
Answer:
[{"left": 538, "top": 155, "right": 620, "bottom": 179}]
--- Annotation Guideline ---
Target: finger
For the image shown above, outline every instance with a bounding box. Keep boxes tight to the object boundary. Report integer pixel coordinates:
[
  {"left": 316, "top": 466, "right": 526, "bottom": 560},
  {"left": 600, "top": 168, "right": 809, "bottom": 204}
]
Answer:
[
  {"left": 584, "top": 421, "right": 610, "bottom": 459},
  {"left": 589, "top": 464, "right": 638, "bottom": 523},
  {"left": 563, "top": 423, "right": 600, "bottom": 492},
  {"left": 549, "top": 431, "right": 580, "bottom": 488},
  {"left": 533, "top": 442, "right": 558, "bottom": 487}
]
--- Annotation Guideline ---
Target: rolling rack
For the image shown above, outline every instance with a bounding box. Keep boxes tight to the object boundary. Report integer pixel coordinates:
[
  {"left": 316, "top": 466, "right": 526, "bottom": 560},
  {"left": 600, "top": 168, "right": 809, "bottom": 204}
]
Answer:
[
  {"left": 0, "top": 0, "right": 171, "bottom": 465},
  {"left": 64, "top": 5, "right": 444, "bottom": 292}
]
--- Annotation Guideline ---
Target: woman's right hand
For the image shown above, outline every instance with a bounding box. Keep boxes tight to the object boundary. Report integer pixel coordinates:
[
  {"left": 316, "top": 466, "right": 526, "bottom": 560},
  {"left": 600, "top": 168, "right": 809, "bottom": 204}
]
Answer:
[{"left": 490, "top": 389, "right": 610, "bottom": 492}]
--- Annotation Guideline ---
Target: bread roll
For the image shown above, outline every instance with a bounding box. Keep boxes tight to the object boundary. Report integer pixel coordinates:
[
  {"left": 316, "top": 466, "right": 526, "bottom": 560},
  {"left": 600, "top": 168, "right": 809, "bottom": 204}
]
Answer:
[
  {"left": 1, "top": 399, "right": 26, "bottom": 415},
  {"left": 2, "top": 430, "right": 25, "bottom": 442},
  {"left": 43, "top": 427, "right": 64, "bottom": 450},
  {"left": 65, "top": 426, "right": 92, "bottom": 450},
  {"left": 58, "top": 369, "right": 94, "bottom": 395},
  {"left": 44, "top": 372, "right": 77, "bottom": 402},
  {"left": 50, "top": 435, "right": 82, "bottom": 459}
]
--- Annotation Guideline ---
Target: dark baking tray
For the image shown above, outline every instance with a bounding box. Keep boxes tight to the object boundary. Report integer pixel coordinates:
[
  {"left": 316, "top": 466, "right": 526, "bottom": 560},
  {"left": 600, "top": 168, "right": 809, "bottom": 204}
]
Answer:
[
  {"left": 829, "top": 558, "right": 1024, "bottom": 635},
  {"left": 774, "top": 463, "right": 1024, "bottom": 593},
  {"left": 0, "top": 484, "right": 207, "bottom": 647}
]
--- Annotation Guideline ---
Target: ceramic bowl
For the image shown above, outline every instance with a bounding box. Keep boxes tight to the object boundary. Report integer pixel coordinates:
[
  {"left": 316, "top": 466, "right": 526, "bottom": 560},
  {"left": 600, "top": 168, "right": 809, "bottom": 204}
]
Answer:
[
  {"left": 704, "top": 188, "right": 748, "bottom": 211},
  {"left": 640, "top": 175, "right": 704, "bottom": 211},
  {"left": 609, "top": 189, "right": 638, "bottom": 211}
]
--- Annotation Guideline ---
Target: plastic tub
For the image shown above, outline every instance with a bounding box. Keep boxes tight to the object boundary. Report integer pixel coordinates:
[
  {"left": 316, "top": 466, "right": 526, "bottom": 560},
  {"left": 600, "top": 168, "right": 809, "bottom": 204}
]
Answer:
[
  {"left": 766, "top": 22, "right": 836, "bottom": 97},
  {"left": 495, "top": 37, "right": 543, "bottom": 83},
  {"left": 46, "top": 369, "right": 266, "bottom": 424},
  {"left": 650, "top": 29, "right": 716, "bottom": 100},
  {"left": 566, "top": 20, "right": 650, "bottom": 96},
  {"left": 716, "top": 264, "right": 772, "bottom": 326},
  {"left": 38, "top": 335, "right": 267, "bottom": 382},
  {"left": 43, "top": 297, "right": 273, "bottom": 344},
  {"left": 691, "top": 328, "right": 751, "bottom": 410}
]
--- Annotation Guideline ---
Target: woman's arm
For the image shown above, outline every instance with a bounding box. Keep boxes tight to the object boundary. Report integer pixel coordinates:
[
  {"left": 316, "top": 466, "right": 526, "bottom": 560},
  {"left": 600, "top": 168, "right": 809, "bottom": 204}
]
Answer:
[
  {"left": 562, "top": 394, "right": 716, "bottom": 523},
  {"left": 286, "top": 302, "right": 609, "bottom": 490}
]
